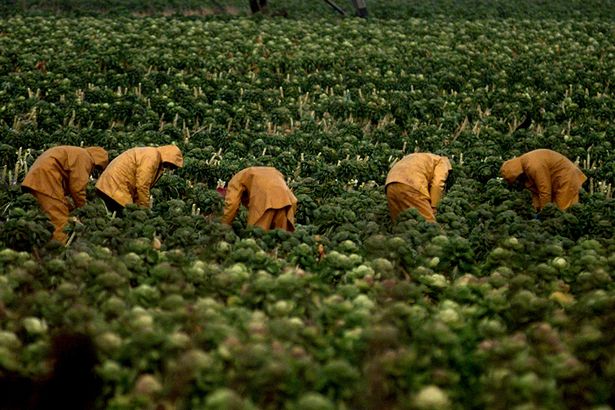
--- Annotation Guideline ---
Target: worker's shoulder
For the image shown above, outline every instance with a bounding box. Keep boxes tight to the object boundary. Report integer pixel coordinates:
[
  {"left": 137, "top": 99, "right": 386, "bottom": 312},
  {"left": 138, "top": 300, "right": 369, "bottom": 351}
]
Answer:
[
  {"left": 132, "top": 146, "right": 159, "bottom": 154},
  {"left": 120, "top": 146, "right": 160, "bottom": 161},
  {"left": 396, "top": 152, "right": 443, "bottom": 165},
  {"left": 241, "top": 166, "right": 282, "bottom": 176},
  {"left": 46, "top": 145, "right": 85, "bottom": 154},
  {"left": 524, "top": 149, "right": 572, "bottom": 165},
  {"left": 524, "top": 148, "right": 562, "bottom": 158},
  {"left": 38, "top": 145, "right": 87, "bottom": 161}
]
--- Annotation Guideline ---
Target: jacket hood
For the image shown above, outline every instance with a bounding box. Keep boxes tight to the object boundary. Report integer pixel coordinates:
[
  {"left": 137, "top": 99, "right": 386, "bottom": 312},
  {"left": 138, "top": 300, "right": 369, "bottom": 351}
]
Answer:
[
  {"left": 85, "top": 147, "right": 109, "bottom": 169},
  {"left": 576, "top": 168, "right": 588, "bottom": 185},
  {"left": 500, "top": 157, "right": 524, "bottom": 183},
  {"left": 157, "top": 145, "right": 184, "bottom": 168}
]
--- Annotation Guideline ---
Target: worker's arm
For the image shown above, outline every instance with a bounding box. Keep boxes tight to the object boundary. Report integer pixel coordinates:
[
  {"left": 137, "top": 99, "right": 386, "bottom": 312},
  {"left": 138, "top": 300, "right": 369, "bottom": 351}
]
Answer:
[
  {"left": 135, "top": 153, "right": 161, "bottom": 207},
  {"left": 222, "top": 174, "right": 246, "bottom": 225}
]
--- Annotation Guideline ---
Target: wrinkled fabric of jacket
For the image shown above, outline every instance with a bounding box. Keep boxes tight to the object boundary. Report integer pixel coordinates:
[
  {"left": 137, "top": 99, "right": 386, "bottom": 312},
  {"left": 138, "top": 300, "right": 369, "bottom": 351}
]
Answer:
[
  {"left": 22, "top": 146, "right": 109, "bottom": 208},
  {"left": 222, "top": 167, "right": 297, "bottom": 227},
  {"left": 385, "top": 153, "right": 452, "bottom": 208},
  {"left": 95, "top": 145, "right": 183, "bottom": 207},
  {"left": 500, "top": 149, "right": 587, "bottom": 210}
]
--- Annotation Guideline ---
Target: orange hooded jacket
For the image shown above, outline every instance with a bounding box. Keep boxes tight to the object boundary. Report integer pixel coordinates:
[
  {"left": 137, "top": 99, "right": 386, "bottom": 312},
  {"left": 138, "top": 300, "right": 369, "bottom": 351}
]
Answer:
[
  {"left": 222, "top": 167, "right": 297, "bottom": 227},
  {"left": 22, "top": 146, "right": 109, "bottom": 208},
  {"left": 500, "top": 149, "right": 587, "bottom": 210},
  {"left": 95, "top": 145, "right": 184, "bottom": 207},
  {"left": 385, "top": 153, "right": 452, "bottom": 208}
]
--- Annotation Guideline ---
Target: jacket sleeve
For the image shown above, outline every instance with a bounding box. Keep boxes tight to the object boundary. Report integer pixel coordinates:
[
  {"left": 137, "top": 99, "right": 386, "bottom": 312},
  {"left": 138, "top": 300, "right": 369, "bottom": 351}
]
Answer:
[
  {"left": 429, "top": 158, "right": 450, "bottom": 207},
  {"left": 531, "top": 193, "right": 542, "bottom": 210},
  {"left": 222, "top": 175, "right": 245, "bottom": 225},
  {"left": 68, "top": 156, "right": 93, "bottom": 209},
  {"left": 135, "top": 153, "right": 161, "bottom": 207},
  {"left": 529, "top": 165, "right": 552, "bottom": 210}
]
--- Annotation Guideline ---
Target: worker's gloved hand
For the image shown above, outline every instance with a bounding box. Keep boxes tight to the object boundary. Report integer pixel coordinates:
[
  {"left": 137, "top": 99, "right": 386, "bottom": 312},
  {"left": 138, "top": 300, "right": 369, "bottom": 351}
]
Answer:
[{"left": 216, "top": 187, "right": 227, "bottom": 198}]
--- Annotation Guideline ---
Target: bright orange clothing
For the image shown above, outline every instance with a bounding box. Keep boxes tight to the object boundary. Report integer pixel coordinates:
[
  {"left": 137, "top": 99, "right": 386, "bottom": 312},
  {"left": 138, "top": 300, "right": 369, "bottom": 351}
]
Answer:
[
  {"left": 22, "top": 146, "right": 109, "bottom": 243},
  {"left": 95, "top": 145, "right": 183, "bottom": 207},
  {"left": 254, "top": 206, "right": 295, "bottom": 231},
  {"left": 386, "top": 183, "right": 436, "bottom": 222},
  {"left": 31, "top": 192, "right": 70, "bottom": 243},
  {"left": 22, "top": 146, "right": 108, "bottom": 208},
  {"left": 385, "top": 153, "right": 451, "bottom": 221},
  {"left": 500, "top": 149, "right": 587, "bottom": 210},
  {"left": 222, "top": 167, "right": 297, "bottom": 231}
]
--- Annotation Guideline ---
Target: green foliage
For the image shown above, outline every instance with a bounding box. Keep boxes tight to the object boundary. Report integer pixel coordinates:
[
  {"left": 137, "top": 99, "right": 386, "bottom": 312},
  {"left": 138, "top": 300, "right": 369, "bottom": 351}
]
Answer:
[
  {"left": 0, "top": 6, "right": 615, "bottom": 410},
  {"left": 0, "top": 193, "right": 53, "bottom": 251}
]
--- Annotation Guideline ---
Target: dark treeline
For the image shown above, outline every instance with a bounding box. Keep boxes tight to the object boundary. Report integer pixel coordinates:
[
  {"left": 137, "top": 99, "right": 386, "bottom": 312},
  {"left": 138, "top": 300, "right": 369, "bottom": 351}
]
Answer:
[{"left": 1, "top": 0, "right": 615, "bottom": 20}]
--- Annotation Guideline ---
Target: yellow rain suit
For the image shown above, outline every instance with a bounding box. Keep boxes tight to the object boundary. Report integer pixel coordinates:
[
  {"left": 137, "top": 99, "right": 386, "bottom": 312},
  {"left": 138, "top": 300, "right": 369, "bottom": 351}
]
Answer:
[
  {"left": 95, "top": 145, "right": 184, "bottom": 208},
  {"left": 500, "top": 149, "right": 587, "bottom": 210},
  {"left": 222, "top": 167, "right": 297, "bottom": 231},
  {"left": 22, "top": 146, "right": 109, "bottom": 243},
  {"left": 385, "top": 153, "right": 452, "bottom": 222}
]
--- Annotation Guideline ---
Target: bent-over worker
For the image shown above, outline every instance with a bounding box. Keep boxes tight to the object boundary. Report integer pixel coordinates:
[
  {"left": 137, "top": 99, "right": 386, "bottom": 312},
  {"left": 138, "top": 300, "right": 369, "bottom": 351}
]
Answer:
[
  {"left": 95, "top": 145, "right": 183, "bottom": 212},
  {"left": 385, "top": 153, "right": 452, "bottom": 223},
  {"left": 22, "top": 146, "right": 109, "bottom": 243},
  {"left": 500, "top": 148, "right": 587, "bottom": 211},
  {"left": 222, "top": 167, "right": 297, "bottom": 231}
]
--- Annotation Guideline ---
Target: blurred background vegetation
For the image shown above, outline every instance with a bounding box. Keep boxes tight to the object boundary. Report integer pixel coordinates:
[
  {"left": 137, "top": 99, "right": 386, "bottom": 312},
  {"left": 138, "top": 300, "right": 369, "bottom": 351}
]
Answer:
[{"left": 1, "top": 0, "right": 614, "bottom": 20}]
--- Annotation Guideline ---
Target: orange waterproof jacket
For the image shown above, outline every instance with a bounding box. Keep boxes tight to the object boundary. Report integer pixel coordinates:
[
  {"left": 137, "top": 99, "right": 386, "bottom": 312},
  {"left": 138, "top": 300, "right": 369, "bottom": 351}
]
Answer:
[
  {"left": 95, "top": 145, "right": 183, "bottom": 207},
  {"left": 500, "top": 149, "right": 587, "bottom": 210},
  {"left": 22, "top": 146, "right": 109, "bottom": 208},
  {"left": 222, "top": 167, "right": 297, "bottom": 226},
  {"left": 385, "top": 153, "right": 452, "bottom": 207}
]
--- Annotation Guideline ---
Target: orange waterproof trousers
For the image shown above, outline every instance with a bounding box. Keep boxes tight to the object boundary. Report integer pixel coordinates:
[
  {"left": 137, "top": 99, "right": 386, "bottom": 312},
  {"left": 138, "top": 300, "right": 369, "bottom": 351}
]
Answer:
[
  {"left": 31, "top": 191, "right": 70, "bottom": 243},
  {"left": 253, "top": 206, "right": 295, "bottom": 232},
  {"left": 386, "top": 182, "right": 436, "bottom": 223},
  {"left": 554, "top": 184, "right": 581, "bottom": 210}
]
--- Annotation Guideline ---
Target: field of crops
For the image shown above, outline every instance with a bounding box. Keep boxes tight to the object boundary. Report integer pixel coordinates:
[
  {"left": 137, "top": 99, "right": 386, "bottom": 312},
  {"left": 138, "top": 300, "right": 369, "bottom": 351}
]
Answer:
[{"left": 1, "top": 1, "right": 615, "bottom": 408}]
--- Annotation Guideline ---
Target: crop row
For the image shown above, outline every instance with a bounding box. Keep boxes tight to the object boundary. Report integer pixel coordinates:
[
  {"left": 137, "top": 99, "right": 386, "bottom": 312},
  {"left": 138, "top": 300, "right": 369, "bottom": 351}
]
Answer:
[
  {"left": 0, "top": 14, "right": 614, "bottom": 409},
  {"left": 1, "top": 18, "right": 614, "bottom": 183}
]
